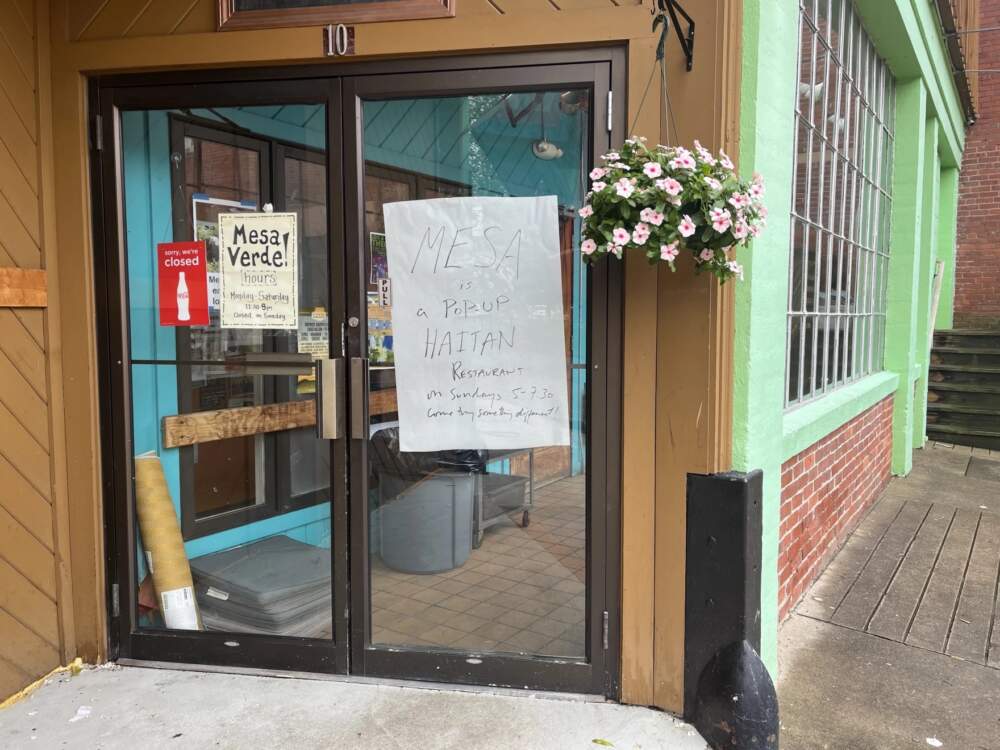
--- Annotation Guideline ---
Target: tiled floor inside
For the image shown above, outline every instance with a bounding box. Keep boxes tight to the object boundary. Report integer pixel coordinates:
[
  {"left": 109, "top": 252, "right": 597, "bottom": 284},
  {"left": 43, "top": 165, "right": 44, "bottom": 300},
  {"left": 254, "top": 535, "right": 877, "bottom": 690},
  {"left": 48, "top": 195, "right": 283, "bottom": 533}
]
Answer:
[{"left": 370, "top": 474, "right": 588, "bottom": 657}]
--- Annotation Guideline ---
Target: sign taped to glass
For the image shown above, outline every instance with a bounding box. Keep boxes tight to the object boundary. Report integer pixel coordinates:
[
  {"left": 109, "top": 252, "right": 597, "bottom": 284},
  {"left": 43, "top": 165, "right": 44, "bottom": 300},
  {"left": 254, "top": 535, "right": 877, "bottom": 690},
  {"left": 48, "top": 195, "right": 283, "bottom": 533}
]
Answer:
[
  {"left": 157, "top": 241, "right": 209, "bottom": 326},
  {"left": 219, "top": 212, "right": 298, "bottom": 329},
  {"left": 383, "top": 195, "right": 570, "bottom": 451}
]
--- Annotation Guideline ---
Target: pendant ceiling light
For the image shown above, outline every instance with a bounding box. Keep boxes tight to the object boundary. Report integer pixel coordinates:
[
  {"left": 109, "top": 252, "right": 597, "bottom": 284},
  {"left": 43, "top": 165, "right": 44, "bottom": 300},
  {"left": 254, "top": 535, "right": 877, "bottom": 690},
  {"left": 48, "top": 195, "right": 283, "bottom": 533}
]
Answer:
[{"left": 531, "top": 99, "right": 563, "bottom": 160}]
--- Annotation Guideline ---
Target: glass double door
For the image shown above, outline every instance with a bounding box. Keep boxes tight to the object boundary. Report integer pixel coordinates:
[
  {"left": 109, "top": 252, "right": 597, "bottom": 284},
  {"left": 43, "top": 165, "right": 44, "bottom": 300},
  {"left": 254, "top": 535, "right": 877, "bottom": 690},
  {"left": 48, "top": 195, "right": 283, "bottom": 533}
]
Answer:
[{"left": 100, "top": 59, "right": 618, "bottom": 695}]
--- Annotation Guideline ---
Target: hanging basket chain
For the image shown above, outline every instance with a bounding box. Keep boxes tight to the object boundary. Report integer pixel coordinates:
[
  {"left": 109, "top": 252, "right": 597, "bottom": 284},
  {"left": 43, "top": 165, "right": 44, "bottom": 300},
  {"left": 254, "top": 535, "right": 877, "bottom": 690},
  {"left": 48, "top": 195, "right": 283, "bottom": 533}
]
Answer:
[{"left": 628, "top": 1, "right": 684, "bottom": 143}]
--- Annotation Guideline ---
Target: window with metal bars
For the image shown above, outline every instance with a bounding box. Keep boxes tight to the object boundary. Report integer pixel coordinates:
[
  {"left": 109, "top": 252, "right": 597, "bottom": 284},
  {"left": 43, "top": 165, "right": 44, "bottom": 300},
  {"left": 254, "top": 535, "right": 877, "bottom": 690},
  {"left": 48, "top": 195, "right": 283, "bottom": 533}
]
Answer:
[{"left": 786, "top": 0, "right": 895, "bottom": 407}]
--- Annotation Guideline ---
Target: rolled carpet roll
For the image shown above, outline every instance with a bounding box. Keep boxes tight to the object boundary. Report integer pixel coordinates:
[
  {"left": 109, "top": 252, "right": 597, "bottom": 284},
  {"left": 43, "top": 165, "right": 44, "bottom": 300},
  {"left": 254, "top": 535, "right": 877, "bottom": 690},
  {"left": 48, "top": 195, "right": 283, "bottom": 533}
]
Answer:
[{"left": 134, "top": 453, "right": 201, "bottom": 630}]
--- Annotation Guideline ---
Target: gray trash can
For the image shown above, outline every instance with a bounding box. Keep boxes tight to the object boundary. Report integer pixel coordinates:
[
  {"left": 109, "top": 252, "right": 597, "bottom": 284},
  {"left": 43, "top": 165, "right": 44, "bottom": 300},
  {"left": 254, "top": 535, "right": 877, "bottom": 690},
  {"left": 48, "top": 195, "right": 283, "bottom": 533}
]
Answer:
[{"left": 376, "top": 472, "right": 475, "bottom": 574}]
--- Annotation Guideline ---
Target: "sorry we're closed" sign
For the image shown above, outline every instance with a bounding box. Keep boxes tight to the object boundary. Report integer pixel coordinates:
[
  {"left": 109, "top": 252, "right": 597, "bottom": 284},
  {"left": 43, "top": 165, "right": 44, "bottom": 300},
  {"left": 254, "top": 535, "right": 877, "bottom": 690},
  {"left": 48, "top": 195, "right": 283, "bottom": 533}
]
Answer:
[{"left": 219, "top": 212, "right": 298, "bottom": 329}]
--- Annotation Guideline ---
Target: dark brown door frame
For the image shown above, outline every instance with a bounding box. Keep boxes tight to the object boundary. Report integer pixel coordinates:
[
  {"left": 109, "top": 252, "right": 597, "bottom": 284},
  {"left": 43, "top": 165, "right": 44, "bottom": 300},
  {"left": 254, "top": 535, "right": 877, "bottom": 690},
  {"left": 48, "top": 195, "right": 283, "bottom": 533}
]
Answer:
[
  {"left": 89, "top": 46, "right": 624, "bottom": 698},
  {"left": 342, "top": 60, "right": 622, "bottom": 696},
  {"left": 92, "top": 77, "right": 349, "bottom": 675}
]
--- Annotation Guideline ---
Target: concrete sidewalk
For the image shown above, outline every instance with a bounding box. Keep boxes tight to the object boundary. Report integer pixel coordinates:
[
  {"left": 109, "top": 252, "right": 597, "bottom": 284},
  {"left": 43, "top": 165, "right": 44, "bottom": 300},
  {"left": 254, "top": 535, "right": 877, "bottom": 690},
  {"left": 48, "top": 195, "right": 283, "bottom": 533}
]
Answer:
[
  {"left": 0, "top": 664, "right": 706, "bottom": 750},
  {"left": 778, "top": 443, "right": 1000, "bottom": 749}
]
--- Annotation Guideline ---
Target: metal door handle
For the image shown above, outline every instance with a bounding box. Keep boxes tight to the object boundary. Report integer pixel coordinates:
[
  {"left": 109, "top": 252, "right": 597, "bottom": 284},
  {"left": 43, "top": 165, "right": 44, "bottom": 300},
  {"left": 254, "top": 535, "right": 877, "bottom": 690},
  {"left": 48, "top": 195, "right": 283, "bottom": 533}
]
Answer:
[
  {"left": 350, "top": 357, "right": 368, "bottom": 440},
  {"left": 315, "top": 358, "right": 345, "bottom": 440},
  {"left": 226, "top": 352, "right": 314, "bottom": 376}
]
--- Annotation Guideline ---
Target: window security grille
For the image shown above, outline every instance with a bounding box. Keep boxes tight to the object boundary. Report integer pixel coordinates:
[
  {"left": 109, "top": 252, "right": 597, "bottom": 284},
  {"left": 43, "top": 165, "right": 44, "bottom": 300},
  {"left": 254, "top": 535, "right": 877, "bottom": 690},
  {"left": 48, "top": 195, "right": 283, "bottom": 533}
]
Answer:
[{"left": 786, "top": 0, "right": 895, "bottom": 407}]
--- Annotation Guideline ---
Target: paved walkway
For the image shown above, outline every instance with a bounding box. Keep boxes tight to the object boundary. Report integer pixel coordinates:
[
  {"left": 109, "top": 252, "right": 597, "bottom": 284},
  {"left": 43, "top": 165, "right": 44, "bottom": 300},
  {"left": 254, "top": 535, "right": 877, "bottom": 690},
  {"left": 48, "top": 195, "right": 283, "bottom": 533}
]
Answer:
[
  {"left": 779, "top": 443, "right": 1000, "bottom": 749},
  {"left": 0, "top": 665, "right": 706, "bottom": 750}
]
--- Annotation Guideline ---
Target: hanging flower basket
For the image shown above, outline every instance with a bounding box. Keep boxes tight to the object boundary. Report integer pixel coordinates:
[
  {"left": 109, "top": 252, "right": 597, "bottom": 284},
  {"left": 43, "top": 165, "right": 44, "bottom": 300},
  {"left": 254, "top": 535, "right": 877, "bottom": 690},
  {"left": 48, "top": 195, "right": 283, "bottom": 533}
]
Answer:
[{"left": 579, "top": 137, "right": 767, "bottom": 283}]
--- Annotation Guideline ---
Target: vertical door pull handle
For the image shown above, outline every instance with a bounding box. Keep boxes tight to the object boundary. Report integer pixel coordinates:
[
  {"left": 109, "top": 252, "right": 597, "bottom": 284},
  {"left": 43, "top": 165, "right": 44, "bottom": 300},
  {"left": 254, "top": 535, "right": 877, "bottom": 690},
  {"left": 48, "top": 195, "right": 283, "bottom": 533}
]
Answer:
[
  {"left": 315, "top": 358, "right": 345, "bottom": 440},
  {"left": 350, "top": 357, "right": 368, "bottom": 440}
]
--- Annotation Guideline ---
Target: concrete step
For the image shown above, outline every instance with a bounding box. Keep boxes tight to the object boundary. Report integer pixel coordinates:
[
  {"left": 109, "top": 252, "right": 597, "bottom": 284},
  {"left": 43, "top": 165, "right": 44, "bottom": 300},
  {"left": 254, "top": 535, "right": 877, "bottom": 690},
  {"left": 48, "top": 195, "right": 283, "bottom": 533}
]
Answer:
[
  {"left": 934, "top": 329, "right": 1000, "bottom": 350},
  {"left": 927, "top": 384, "right": 1000, "bottom": 409},
  {"left": 929, "top": 363, "right": 1000, "bottom": 384},
  {"left": 926, "top": 407, "right": 1000, "bottom": 437},
  {"left": 930, "top": 347, "right": 1000, "bottom": 368},
  {"left": 926, "top": 424, "right": 1000, "bottom": 451}
]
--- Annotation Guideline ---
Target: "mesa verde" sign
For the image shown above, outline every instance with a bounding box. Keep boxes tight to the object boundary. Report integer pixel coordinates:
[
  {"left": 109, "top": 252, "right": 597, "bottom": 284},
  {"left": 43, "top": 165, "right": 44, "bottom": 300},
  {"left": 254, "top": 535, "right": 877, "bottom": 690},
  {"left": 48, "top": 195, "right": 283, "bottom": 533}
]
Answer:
[{"left": 219, "top": 212, "right": 298, "bottom": 329}]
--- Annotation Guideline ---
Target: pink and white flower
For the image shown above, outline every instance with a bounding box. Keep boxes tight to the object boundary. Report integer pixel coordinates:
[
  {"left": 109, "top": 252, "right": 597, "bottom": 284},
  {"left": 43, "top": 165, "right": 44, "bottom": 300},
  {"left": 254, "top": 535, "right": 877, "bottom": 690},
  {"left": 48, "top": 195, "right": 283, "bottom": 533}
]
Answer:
[
  {"left": 578, "top": 205, "right": 593, "bottom": 218},
  {"left": 726, "top": 260, "right": 744, "bottom": 279},
  {"left": 670, "top": 148, "right": 697, "bottom": 170},
  {"left": 699, "top": 248, "right": 715, "bottom": 262},
  {"left": 612, "top": 227, "right": 631, "bottom": 245},
  {"left": 694, "top": 140, "right": 717, "bottom": 166},
  {"left": 591, "top": 180, "right": 607, "bottom": 193},
  {"left": 728, "top": 192, "right": 751, "bottom": 209},
  {"left": 632, "top": 222, "right": 651, "bottom": 245},
  {"left": 614, "top": 178, "right": 635, "bottom": 199},
  {"left": 611, "top": 162, "right": 630, "bottom": 170},
  {"left": 581, "top": 238, "right": 598, "bottom": 255},
  {"left": 611, "top": 245, "right": 623, "bottom": 259},
  {"left": 678, "top": 214, "right": 697, "bottom": 238},
  {"left": 589, "top": 167, "right": 607, "bottom": 181},
  {"left": 660, "top": 243, "right": 679, "bottom": 262},
  {"left": 704, "top": 176, "right": 722, "bottom": 191},
  {"left": 749, "top": 181, "right": 765, "bottom": 200},
  {"left": 710, "top": 207, "right": 732, "bottom": 233},
  {"left": 656, "top": 177, "right": 683, "bottom": 196},
  {"left": 719, "top": 150, "right": 735, "bottom": 171},
  {"left": 642, "top": 161, "right": 663, "bottom": 179},
  {"left": 602, "top": 151, "right": 621, "bottom": 161},
  {"left": 731, "top": 221, "right": 750, "bottom": 240},
  {"left": 640, "top": 207, "right": 665, "bottom": 226}
]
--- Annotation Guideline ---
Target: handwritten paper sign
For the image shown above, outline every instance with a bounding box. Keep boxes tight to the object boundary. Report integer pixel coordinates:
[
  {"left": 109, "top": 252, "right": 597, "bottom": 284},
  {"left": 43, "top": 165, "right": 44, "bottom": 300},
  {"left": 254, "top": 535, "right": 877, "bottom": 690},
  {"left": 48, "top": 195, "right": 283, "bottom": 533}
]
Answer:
[
  {"left": 219, "top": 212, "right": 298, "bottom": 329},
  {"left": 383, "top": 196, "right": 570, "bottom": 451}
]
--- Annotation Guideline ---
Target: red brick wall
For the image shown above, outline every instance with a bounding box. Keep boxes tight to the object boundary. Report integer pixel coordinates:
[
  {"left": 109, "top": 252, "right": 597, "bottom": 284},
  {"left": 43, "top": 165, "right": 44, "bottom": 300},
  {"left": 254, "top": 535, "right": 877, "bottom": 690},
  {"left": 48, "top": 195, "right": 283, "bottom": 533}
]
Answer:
[
  {"left": 955, "top": 0, "right": 1000, "bottom": 330},
  {"left": 778, "top": 396, "right": 894, "bottom": 620}
]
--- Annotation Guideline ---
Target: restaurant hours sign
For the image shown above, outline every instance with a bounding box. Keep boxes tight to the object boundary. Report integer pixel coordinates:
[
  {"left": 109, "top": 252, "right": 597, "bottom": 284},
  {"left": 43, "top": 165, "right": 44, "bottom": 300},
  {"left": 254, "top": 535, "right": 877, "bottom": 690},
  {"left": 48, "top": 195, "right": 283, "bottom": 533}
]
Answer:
[
  {"left": 219, "top": 212, "right": 298, "bottom": 329},
  {"left": 383, "top": 196, "right": 570, "bottom": 451}
]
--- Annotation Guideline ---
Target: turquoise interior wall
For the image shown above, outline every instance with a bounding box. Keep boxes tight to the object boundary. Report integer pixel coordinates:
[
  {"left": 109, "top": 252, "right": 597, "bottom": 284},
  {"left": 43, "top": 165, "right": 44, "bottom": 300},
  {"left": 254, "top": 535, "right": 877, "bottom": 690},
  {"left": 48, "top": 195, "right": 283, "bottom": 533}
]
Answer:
[
  {"left": 736, "top": 0, "right": 969, "bottom": 677},
  {"left": 122, "top": 110, "right": 331, "bottom": 570}
]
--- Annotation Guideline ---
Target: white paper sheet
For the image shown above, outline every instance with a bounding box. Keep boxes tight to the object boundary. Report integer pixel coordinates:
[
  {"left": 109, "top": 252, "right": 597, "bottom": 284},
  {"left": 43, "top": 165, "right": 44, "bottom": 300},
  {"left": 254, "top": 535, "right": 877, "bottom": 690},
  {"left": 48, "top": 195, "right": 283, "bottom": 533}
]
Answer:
[
  {"left": 219, "top": 212, "right": 298, "bottom": 329},
  {"left": 383, "top": 196, "right": 570, "bottom": 451}
]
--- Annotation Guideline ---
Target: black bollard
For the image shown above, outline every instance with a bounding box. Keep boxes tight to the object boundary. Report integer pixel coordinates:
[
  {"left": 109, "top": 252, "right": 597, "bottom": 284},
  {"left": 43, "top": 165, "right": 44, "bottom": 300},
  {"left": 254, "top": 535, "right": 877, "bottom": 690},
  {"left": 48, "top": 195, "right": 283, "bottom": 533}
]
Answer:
[
  {"left": 691, "top": 640, "right": 779, "bottom": 748},
  {"left": 684, "top": 470, "right": 778, "bottom": 748}
]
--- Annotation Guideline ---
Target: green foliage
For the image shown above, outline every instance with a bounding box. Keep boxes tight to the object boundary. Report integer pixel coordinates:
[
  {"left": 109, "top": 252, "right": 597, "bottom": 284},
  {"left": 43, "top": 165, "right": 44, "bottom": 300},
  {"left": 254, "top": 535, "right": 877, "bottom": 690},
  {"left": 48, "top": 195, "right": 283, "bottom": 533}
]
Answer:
[{"left": 578, "top": 137, "right": 767, "bottom": 283}]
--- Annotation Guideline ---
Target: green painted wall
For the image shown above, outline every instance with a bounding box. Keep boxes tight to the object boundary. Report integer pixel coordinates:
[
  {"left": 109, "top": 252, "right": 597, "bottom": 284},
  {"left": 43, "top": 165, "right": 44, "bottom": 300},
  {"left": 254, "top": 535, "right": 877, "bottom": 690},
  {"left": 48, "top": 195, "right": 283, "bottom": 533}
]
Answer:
[
  {"left": 735, "top": 0, "right": 969, "bottom": 679},
  {"left": 912, "top": 120, "right": 941, "bottom": 448},
  {"left": 935, "top": 167, "right": 960, "bottom": 330},
  {"left": 735, "top": 0, "right": 799, "bottom": 672},
  {"left": 885, "top": 80, "right": 928, "bottom": 476}
]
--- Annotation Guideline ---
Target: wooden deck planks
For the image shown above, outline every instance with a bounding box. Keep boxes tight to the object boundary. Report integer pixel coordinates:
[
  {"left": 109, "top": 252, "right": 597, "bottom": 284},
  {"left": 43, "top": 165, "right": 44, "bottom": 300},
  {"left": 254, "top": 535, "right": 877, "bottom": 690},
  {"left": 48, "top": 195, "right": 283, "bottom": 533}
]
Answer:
[
  {"left": 947, "top": 512, "right": 1000, "bottom": 664},
  {"left": 831, "top": 501, "right": 931, "bottom": 630},
  {"left": 797, "top": 497, "right": 904, "bottom": 620},
  {"left": 906, "top": 509, "right": 981, "bottom": 652},
  {"left": 867, "top": 504, "right": 954, "bottom": 641},
  {"left": 796, "top": 443, "right": 1000, "bottom": 670}
]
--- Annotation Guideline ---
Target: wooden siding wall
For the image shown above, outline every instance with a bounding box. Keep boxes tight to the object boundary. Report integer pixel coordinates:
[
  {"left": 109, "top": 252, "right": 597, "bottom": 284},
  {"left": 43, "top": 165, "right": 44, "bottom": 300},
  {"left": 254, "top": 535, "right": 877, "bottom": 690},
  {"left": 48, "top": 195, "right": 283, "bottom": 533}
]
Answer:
[
  {"left": 41, "top": 0, "right": 740, "bottom": 713},
  {"left": 0, "top": 0, "right": 75, "bottom": 700}
]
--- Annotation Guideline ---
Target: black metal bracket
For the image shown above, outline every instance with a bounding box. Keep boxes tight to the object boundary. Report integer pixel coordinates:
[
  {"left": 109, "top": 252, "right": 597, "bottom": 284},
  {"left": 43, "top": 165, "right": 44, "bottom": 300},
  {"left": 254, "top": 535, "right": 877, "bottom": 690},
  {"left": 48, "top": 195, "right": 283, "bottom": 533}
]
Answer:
[{"left": 653, "top": 0, "right": 695, "bottom": 72}]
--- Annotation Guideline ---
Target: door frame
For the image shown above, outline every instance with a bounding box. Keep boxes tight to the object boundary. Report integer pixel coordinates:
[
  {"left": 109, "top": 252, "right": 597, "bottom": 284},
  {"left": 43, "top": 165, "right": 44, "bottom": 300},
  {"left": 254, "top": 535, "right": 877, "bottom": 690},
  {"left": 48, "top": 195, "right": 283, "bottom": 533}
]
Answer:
[
  {"left": 90, "top": 46, "right": 624, "bottom": 697},
  {"left": 342, "top": 61, "right": 622, "bottom": 696}
]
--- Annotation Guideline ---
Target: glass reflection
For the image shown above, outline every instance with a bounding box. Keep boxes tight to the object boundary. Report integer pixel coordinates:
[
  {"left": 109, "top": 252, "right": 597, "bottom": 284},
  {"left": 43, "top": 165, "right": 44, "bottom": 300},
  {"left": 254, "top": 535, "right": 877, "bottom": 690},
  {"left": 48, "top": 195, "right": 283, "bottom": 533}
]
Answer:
[
  {"left": 363, "top": 90, "right": 590, "bottom": 658},
  {"left": 122, "top": 104, "right": 332, "bottom": 638}
]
